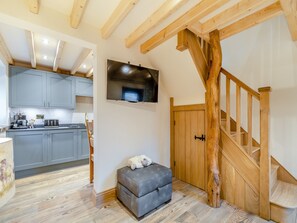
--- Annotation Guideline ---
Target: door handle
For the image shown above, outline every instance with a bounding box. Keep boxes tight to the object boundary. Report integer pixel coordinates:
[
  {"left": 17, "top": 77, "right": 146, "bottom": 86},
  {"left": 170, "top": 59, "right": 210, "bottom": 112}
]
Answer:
[{"left": 194, "top": 134, "right": 206, "bottom": 141}]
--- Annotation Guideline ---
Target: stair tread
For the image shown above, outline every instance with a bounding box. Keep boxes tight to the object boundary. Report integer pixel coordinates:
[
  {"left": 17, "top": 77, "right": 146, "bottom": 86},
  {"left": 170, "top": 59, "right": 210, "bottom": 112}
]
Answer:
[
  {"left": 230, "top": 131, "right": 245, "bottom": 136},
  {"left": 271, "top": 164, "right": 279, "bottom": 174},
  {"left": 242, "top": 145, "right": 260, "bottom": 154},
  {"left": 270, "top": 180, "right": 297, "bottom": 209}
]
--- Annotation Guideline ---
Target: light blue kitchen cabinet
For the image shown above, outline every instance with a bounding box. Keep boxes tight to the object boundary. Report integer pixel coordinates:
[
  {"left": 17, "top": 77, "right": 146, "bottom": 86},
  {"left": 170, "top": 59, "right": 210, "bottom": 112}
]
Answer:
[
  {"left": 47, "top": 72, "right": 76, "bottom": 109},
  {"left": 7, "top": 131, "right": 47, "bottom": 171},
  {"left": 9, "top": 67, "right": 47, "bottom": 108},
  {"left": 47, "top": 129, "right": 77, "bottom": 165},
  {"left": 77, "top": 129, "right": 89, "bottom": 160},
  {"left": 75, "top": 77, "right": 93, "bottom": 97}
]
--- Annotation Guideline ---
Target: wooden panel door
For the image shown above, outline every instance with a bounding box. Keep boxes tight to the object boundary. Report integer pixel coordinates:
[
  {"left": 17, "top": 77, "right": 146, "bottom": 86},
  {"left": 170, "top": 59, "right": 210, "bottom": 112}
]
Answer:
[{"left": 174, "top": 110, "right": 205, "bottom": 190}]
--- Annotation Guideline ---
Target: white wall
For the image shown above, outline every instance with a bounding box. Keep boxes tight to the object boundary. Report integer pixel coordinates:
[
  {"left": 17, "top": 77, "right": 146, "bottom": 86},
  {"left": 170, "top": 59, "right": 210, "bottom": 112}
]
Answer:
[
  {"left": 95, "top": 39, "right": 170, "bottom": 191},
  {"left": 222, "top": 15, "right": 297, "bottom": 178},
  {"left": 0, "top": 0, "right": 170, "bottom": 193}
]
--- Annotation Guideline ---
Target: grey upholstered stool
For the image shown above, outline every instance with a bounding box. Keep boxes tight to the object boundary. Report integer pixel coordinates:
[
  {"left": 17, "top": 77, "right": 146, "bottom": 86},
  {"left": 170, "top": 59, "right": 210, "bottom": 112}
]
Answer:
[{"left": 117, "top": 163, "right": 172, "bottom": 218}]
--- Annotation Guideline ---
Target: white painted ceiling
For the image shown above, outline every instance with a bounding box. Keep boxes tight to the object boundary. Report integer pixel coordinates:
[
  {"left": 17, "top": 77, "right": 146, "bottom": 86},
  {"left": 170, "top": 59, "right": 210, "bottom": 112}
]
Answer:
[{"left": 0, "top": 21, "right": 93, "bottom": 74}]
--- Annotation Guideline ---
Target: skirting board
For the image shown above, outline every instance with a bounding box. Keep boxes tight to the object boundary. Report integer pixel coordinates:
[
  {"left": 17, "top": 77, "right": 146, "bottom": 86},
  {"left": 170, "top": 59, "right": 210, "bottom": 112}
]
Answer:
[{"left": 92, "top": 187, "right": 116, "bottom": 207}]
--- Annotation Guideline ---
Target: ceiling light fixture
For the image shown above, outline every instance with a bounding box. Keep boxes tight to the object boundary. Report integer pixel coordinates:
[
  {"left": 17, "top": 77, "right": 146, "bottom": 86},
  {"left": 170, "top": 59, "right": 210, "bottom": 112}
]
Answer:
[
  {"left": 43, "top": 55, "right": 48, "bottom": 60},
  {"left": 83, "top": 64, "right": 87, "bottom": 69}
]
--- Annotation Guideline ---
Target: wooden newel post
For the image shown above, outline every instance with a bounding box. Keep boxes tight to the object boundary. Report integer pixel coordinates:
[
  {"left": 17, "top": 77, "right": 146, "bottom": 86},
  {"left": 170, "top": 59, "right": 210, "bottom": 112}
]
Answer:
[
  {"left": 206, "top": 30, "right": 222, "bottom": 208},
  {"left": 259, "top": 86, "right": 271, "bottom": 220}
]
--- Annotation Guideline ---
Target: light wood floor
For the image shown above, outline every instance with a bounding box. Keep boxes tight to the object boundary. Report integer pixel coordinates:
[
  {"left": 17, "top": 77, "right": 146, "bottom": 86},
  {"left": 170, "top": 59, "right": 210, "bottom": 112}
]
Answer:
[{"left": 0, "top": 165, "right": 270, "bottom": 223}]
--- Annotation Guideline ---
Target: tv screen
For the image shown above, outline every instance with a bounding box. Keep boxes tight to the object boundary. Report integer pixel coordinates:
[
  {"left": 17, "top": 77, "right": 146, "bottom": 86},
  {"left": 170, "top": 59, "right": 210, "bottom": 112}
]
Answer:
[{"left": 107, "top": 59, "right": 159, "bottom": 103}]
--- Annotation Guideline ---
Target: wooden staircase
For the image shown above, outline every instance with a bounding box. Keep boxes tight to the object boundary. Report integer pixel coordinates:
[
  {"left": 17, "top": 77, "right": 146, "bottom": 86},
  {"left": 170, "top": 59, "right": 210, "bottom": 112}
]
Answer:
[{"left": 219, "top": 68, "right": 297, "bottom": 223}]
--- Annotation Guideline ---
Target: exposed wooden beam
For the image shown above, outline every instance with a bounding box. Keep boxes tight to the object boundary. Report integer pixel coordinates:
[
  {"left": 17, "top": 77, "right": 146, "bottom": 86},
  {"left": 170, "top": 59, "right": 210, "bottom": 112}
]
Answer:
[
  {"left": 25, "top": 30, "right": 36, "bottom": 68},
  {"left": 280, "top": 0, "right": 297, "bottom": 41},
  {"left": 14, "top": 60, "right": 87, "bottom": 78},
  {"left": 86, "top": 67, "right": 93, "bottom": 78},
  {"left": 71, "top": 48, "right": 92, "bottom": 75},
  {"left": 70, "top": 0, "right": 89, "bottom": 29},
  {"left": 220, "top": 2, "right": 283, "bottom": 40},
  {"left": 126, "top": 0, "right": 189, "bottom": 48},
  {"left": 27, "top": 0, "right": 40, "bottom": 14},
  {"left": 177, "top": 30, "right": 209, "bottom": 88},
  {"left": 201, "top": 0, "right": 276, "bottom": 34},
  {"left": 140, "top": 0, "right": 229, "bottom": 54},
  {"left": 101, "top": 0, "right": 139, "bottom": 39},
  {"left": 53, "top": 40, "right": 65, "bottom": 72},
  {"left": 0, "top": 34, "right": 14, "bottom": 64},
  {"left": 176, "top": 30, "right": 189, "bottom": 51},
  {"left": 206, "top": 29, "right": 222, "bottom": 208}
]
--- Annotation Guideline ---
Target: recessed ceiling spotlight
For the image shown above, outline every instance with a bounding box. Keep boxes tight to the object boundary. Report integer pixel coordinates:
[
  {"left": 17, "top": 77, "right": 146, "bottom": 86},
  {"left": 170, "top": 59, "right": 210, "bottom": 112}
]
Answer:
[
  {"left": 43, "top": 55, "right": 48, "bottom": 60},
  {"left": 43, "top": 38, "right": 49, "bottom": 45},
  {"left": 82, "top": 64, "right": 87, "bottom": 69}
]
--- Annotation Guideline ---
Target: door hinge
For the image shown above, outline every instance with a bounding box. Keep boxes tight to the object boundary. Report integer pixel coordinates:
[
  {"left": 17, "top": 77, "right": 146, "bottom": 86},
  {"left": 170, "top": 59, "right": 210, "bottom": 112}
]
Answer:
[
  {"left": 174, "top": 120, "right": 176, "bottom": 126},
  {"left": 174, "top": 161, "right": 176, "bottom": 166}
]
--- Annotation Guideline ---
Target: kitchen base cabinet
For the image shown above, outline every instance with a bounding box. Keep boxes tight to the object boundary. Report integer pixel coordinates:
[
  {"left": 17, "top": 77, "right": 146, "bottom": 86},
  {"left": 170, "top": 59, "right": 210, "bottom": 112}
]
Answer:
[
  {"left": 7, "top": 131, "right": 47, "bottom": 171},
  {"left": 78, "top": 129, "right": 89, "bottom": 160},
  {"left": 7, "top": 128, "right": 89, "bottom": 172},
  {"left": 48, "top": 130, "right": 78, "bottom": 165}
]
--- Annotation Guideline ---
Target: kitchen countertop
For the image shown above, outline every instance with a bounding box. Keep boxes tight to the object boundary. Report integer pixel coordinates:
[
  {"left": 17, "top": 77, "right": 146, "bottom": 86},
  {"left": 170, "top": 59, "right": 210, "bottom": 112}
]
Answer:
[{"left": 7, "top": 123, "right": 86, "bottom": 132}]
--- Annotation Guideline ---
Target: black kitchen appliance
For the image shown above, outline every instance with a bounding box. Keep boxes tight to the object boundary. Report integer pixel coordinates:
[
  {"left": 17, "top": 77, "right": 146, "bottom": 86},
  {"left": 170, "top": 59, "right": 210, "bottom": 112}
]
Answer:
[{"left": 44, "top": 119, "right": 59, "bottom": 127}]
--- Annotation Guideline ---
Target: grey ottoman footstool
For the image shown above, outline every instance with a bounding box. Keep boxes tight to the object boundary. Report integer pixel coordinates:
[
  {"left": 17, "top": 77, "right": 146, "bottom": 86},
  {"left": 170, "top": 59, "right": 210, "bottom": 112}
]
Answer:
[{"left": 117, "top": 163, "right": 172, "bottom": 218}]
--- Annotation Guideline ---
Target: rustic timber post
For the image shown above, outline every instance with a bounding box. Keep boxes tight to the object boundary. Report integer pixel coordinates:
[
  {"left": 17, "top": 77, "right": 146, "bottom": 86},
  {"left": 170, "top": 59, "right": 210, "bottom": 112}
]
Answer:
[
  {"left": 259, "top": 87, "right": 271, "bottom": 220},
  {"left": 206, "top": 30, "right": 222, "bottom": 208}
]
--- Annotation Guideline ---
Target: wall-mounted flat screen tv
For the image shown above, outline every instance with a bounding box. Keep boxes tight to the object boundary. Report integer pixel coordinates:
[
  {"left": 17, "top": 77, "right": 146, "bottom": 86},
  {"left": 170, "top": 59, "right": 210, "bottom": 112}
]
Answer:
[{"left": 107, "top": 59, "right": 159, "bottom": 103}]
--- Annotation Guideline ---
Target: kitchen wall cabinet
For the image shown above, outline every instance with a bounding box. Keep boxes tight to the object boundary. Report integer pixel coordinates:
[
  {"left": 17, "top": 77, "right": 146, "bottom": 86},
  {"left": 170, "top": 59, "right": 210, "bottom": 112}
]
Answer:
[
  {"left": 77, "top": 129, "right": 89, "bottom": 160},
  {"left": 47, "top": 73, "right": 75, "bottom": 109},
  {"left": 9, "top": 67, "right": 47, "bottom": 108},
  {"left": 7, "top": 128, "right": 89, "bottom": 171},
  {"left": 48, "top": 129, "right": 77, "bottom": 165},
  {"left": 9, "top": 66, "right": 92, "bottom": 109},
  {"left": 75, "top": 77, "right": 93, "bottom": 97},
  {"left": 7, "top": 130, "right": 47, "bottom": 171}
]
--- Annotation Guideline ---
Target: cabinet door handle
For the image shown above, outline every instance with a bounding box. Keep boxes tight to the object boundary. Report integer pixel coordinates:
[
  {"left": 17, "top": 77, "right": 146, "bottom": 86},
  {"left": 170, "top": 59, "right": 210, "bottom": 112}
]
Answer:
[
  {"left": 48, "top": 102, "right": 50, "bottom": 107},
  {"left": 44, "top": 101, "right": 46, "bottom": 107}
]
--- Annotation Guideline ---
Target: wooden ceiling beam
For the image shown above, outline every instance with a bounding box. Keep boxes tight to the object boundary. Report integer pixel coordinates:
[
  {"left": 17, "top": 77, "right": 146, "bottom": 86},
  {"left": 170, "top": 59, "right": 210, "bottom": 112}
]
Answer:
[
  {"left": 14, "top": 60, "right": 88, "bottom": 78},
  {"left": 27, "top": 0, "right": 40, "bottom": 14},
  {"left": 125, "top": 0, "right": 189, "bottom": 48},
  {"left": 220, "top": 2, "right": 283, "bottom": 40},
  {"left": 140, "top": 0, "right": 229, "bottom": 54},
  {"left": 101, "top": 0, "right": 139, "bottom": 39},
  {"left": 86, "top": 67, "right": 93, "bottom": 78},
  {"left": 201, "top": 0, "right": 276, "bottom": 34},
  {"left": 71, "top": 48, "right": 92, "bottom": 75},
  {"left": 70, "top": 0, "right": 89, "bottom": 29},
  {"left": 25, "top": 30, "right": 36, "bottom": 68},
  {"left": 53, "top": 40, "right": 65, "bottom": 72},
  {"left": 0, "top": 34, "right": 14, "bottom": 64},
  {"left": 280, "top": 0, "right": 297, "bottom": 41}
]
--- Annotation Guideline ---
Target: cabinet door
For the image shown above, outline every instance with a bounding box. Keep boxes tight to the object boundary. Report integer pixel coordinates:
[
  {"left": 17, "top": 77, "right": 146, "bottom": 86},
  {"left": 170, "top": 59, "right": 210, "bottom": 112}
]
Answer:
[
  {"left": 7, "top": 131, "right": 47, "bottom": 171},
  {"left": 47, "top": 73, "right": 75, "bottom": 109},
  {"left": 9, "top": 66, "right": 46, "bottom": 108},
  {"left": 75, "top": 77, "right": 93, "bottom": 97},
  {"left": 77, "top": 129, "right": 89, "bottom": 160},
  {"left": 48, "top": 130, "right": 77, "bottom": 165}
]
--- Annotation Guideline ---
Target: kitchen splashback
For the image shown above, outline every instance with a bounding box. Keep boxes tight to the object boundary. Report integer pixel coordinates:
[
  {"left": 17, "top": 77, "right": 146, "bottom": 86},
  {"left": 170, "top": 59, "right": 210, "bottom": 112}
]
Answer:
[{"left": 9, "top": 97, "right": 93, "bottom": 124}]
